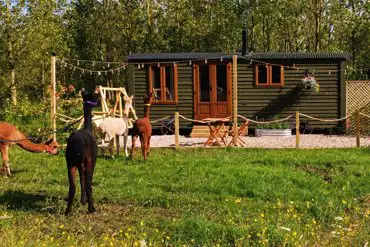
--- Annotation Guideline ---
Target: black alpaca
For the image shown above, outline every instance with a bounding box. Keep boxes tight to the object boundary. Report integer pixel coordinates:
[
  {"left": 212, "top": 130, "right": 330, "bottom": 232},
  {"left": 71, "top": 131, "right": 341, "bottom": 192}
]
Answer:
[{"left": 65, "top": 87, "right": 99, "bottom": 215}]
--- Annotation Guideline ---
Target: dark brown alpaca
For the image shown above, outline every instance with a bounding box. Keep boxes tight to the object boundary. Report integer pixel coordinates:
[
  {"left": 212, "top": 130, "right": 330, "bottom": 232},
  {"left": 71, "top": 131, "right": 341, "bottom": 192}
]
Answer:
[
  {"left": 65, "top": 87, "right": 99, "bottom": 215},
  {"left": 130, "top": 92, "right": 152, "bottom": 160},
  {"left": 0, "top": 122, "right": 59, "bottom": 176}
]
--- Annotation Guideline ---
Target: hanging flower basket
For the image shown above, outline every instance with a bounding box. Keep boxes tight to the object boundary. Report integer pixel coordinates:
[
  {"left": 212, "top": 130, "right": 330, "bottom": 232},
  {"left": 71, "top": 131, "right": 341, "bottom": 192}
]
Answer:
[{"left": 301, "top": 76, "right": 320, "bottom": 92}]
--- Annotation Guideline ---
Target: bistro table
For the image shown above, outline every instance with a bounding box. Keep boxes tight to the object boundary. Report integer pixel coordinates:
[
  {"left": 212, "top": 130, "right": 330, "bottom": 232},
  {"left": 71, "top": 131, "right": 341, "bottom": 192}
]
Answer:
[
  {"left": 203, "top": 117, "right": 231, "bottom": 147},
  {"left": 227, "top": 120, "right": 249, "bottom": 147}
]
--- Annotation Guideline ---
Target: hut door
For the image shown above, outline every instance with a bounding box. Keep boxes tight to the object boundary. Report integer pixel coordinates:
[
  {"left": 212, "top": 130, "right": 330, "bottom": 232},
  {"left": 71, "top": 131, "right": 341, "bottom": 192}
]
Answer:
[{"left": 194, "top": 63, "right": 231, "bottom": 120}]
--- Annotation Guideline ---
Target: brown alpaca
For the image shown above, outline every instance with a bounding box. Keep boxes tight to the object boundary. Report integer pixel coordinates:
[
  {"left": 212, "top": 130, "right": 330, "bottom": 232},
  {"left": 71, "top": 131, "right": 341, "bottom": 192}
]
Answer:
[
  {"left": 0, "top": 122, "right": 59, "bottom": 176},
  {"left": 130, "top": 93, "right": 152, "bottom": 160}
]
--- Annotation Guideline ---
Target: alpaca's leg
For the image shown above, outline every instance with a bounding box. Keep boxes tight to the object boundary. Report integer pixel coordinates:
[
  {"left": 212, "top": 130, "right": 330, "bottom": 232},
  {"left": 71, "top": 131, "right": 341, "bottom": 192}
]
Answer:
[
  {"left": 108, "top": 138, "right": 114, "bottom": 157},
  {"left": 65, "top": 166, "right": 77, "bottom": 215},
  {"left": 130, "top": 135, "right": 138, "bottom": 158},
  {"left": 123, "top": 133, "right": 128, "bottom": 157},
  {"left": 85, "top": 163, "right": 96, "bottom": 213},
  {"left": 146, "top": 136, "right": 151, "bottom": 157},
  {"left": 78, "top": 166, "right": 87, "bottom": 205},
  {"left": 0, "top": 145, "right": 11, "bottom": 176},
  {"left": 116, "top": 134, "right": 120, "bottom": 157},
  {"left": 140, "top": 135, "right": 147, "bottom": 160}
]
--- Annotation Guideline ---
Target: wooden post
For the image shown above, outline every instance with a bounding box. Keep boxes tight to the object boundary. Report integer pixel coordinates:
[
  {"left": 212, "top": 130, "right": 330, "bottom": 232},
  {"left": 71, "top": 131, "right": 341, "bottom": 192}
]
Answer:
[
  {"left": 50, "top": 55, "right": 57, "bottom": 141},
  {"left": 356, "top": 110, "right": 361, "bottom": 147},
  {"left": 296, "top": 111, "right": 300, "bottom": 148},
  {"left": 232, "top": 55, "right": 238, "bottom": 146},
  {"left": 175, "top": 112, "right": 180, "bottom": 149}
]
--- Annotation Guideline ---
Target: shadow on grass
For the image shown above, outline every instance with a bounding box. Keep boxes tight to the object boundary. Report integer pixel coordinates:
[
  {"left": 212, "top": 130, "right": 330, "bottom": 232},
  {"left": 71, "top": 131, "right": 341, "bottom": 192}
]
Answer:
[{"left": 0, "top": 190, "right": 61, "bottom": 214}]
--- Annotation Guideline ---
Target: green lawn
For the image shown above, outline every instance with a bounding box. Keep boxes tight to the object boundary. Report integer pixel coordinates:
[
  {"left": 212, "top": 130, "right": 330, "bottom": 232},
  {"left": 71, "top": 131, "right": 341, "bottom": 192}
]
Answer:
[{"left": 0, "top": 147, "right": 369, "bottom": 246}]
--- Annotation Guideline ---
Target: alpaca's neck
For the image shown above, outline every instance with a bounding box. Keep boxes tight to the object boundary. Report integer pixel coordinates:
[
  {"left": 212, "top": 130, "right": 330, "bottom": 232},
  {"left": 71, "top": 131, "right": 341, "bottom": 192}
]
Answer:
[
  {"left": 17, "top": 140, "right": 49, "bottom": 153},
  {"left": 123, "top": 104, "right": 131, "bottom": 117},
  {"left": 144, "top": 105, "right": 150, "bottom": 118},
  {"left": 83, "top": 105, "right": 93, "bottom": 131}
]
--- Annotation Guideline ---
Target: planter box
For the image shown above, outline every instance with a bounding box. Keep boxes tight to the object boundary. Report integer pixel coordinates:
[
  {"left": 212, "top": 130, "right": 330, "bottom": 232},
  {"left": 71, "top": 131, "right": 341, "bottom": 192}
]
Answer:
[{"left": 255, "top": 129, "right": 292, "bottom": 137}]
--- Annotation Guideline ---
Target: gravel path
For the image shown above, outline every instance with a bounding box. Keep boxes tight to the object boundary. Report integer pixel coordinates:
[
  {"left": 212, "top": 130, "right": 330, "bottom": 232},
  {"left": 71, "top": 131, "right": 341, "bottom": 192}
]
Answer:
[{"left": 120, "top": 134, "right": 370, "bottom": 148}]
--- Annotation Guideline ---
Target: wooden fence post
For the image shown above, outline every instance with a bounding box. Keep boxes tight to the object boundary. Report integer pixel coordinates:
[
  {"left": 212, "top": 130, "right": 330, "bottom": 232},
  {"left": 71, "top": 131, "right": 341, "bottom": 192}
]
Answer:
[
  {"left": 50, "top": 55, "right": 57, "bottom": 142},
  {"left": 296, "top": 111, "right": 300, "bottom": 149},
  {"left": 232, "top": 55, "right": 238, "bottom": 146},
  {"left": 175, "top": 112, "right": 180, "bottom": 149},
  {"left": 356, "top": 110, "right": 361, "bottom": 147}
]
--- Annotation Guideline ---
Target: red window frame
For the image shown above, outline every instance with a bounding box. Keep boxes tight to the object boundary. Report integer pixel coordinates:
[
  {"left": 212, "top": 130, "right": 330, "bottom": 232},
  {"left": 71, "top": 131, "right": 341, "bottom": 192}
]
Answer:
[
  {"left": 148, "top": 64, "right": 178, "bottom": 104},
  {"left": 254, "top": 64, "right": 285, "bottom": 87}
]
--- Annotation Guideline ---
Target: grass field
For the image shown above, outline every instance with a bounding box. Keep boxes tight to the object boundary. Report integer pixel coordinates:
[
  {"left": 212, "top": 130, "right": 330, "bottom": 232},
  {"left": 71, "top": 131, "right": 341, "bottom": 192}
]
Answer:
[{"left": 0, "top": 147, "right": 369, "bottom": 246}]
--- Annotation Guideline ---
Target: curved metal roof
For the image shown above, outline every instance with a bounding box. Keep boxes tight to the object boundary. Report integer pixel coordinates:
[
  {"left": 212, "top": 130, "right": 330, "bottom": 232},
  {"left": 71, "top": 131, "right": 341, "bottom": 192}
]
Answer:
[{"left": 127, "top": 52, "right": 350, "bottom": 62}]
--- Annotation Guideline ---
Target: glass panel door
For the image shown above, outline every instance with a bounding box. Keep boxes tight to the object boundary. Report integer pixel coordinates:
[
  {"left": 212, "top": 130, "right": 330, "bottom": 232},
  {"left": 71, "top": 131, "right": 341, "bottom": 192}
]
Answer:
[
  {"left": 216, "top": 65, "right": 227, "bottom": 102},
  {"left": 199, "top": 65, "right": 210, "bottom": 102}
]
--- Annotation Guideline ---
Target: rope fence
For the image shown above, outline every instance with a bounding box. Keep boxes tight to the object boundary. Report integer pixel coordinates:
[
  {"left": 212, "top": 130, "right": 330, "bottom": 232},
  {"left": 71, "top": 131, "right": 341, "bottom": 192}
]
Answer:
[
  {"left": 148, "top": 111, "right": 370, "bottom": 149},
  {"left": 49, "top": 110, "right": 370, "bottom": 149}
]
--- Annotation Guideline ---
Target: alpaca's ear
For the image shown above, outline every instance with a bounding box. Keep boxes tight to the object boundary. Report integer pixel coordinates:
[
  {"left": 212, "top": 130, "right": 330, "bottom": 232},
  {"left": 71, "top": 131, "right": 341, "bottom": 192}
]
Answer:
[{"left": 45, "top": 139, "right": 53, "bottom": 145}]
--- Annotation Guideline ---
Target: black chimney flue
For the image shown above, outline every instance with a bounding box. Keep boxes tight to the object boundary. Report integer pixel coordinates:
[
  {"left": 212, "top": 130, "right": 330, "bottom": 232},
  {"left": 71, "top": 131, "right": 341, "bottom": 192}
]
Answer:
[{"left": 241, "top": 30, "right": 248, "bottom": 56}]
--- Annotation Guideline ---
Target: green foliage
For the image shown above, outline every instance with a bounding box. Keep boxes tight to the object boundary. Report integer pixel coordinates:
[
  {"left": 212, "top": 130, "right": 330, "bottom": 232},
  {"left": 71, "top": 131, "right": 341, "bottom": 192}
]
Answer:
[
  {"left": 0, "top": 97, "right": 51, "bottom": 141},
  {"left": 0, "top": 0, "right": 369, "bottom": 110},
  {"left": 0, "top": 148, "right": 369, "bottom": 246}
]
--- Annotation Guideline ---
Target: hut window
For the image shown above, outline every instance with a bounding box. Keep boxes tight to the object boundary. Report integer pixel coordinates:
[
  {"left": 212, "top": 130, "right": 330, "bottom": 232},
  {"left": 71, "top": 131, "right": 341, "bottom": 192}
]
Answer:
[
  {"left": 148, "top": 64, "right": 178, "bottom": 104},
  {"left": 255, "top": 64, "right": 284, "bottom": 87}
]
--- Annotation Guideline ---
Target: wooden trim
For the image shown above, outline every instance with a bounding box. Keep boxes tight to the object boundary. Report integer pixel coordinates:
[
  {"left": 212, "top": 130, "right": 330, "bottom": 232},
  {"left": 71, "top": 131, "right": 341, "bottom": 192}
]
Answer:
[
  {"left": 193, "top": 64, "right": 198, "bottom": 119},
  {"left": 151, "top": 101, "right": 178, "bottom": 105},
  {"left": 227, "top": 62, "right": 232, "bottom": 115},
  {"left": 148, "top": 64, "right": 178, "bottom": 104},
  {"left": 254, "top": 64, "right": 284, "bottom": 87},
  {"left": 174, "top": 64, "right": 178, "bottom": 103},
  {"left": 160, "top": 66, "right": 165, "bottom": 101},
  {"left": 340, "top": 62, "right": 346, "bottom": 119},
  {"left": 148, "top": 66, "right": 153, "bottom": 94}
]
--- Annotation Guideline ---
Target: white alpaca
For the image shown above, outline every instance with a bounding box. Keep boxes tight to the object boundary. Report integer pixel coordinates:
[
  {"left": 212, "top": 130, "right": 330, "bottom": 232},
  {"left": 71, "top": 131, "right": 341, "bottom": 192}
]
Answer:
[{"left": 93, "top": 95, "right": 135, "bottom": 157}]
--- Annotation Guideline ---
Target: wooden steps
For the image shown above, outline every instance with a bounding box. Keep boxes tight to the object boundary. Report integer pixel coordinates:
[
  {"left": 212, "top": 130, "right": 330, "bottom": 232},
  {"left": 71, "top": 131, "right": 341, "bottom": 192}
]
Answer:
[
  {"left": 190, "top": 124, "right": 249, "bottom": 138},
  {"left": 190, "top": 125, "right": 228, "bottom": 138}
]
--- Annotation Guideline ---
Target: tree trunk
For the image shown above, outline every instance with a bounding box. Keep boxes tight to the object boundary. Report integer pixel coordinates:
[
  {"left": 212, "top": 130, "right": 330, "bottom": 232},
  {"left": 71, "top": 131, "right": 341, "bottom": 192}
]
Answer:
[
  {"left": 10, "top": 69, "right": 17, "bottom": 106},
  {"left": 6, "top": 0, "right": 17, "bottom": 106}
]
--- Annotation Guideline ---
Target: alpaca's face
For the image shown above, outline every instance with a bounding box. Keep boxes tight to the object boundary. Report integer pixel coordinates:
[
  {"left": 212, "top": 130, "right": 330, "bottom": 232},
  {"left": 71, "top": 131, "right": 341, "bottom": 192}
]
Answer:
[
  {"left": 45, "top": 139, "right": 60, "bottom": 155},
  {"left": 144, "top": 92, "right": 153, "bottom": 105},
  {"left": 81, "top": 87, "right": 100, "bottom": 109},
  {"left": 124, "top": 95, "right": 133, "bottom": 109}
]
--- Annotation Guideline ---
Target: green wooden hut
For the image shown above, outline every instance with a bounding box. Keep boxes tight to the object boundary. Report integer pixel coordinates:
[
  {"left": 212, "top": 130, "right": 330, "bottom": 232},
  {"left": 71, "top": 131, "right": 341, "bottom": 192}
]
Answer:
[{"left": 127, "top": 52, "right": 350, "bottom": 134}]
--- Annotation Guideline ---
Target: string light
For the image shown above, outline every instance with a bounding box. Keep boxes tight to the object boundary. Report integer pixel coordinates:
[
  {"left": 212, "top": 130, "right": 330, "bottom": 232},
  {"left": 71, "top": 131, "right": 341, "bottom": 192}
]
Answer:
[
  {"left": 157, "top": 62, "right": 160, "bottom": 67},
  {"left": 56, "top": 57, "right": 369, "bottom": 75},
  {"left": 98, "top": 72, "right": 101, "bottom": 75},
  {"left": 138, "top": 64, "right": 141, "bottom": 69}
]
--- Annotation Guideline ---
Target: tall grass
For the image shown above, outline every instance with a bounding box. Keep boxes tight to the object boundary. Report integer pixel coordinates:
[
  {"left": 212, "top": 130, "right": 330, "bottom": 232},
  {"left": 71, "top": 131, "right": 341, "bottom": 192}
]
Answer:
[{"left": 0, "top": 148, "right": 369, "bottom": 246}]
